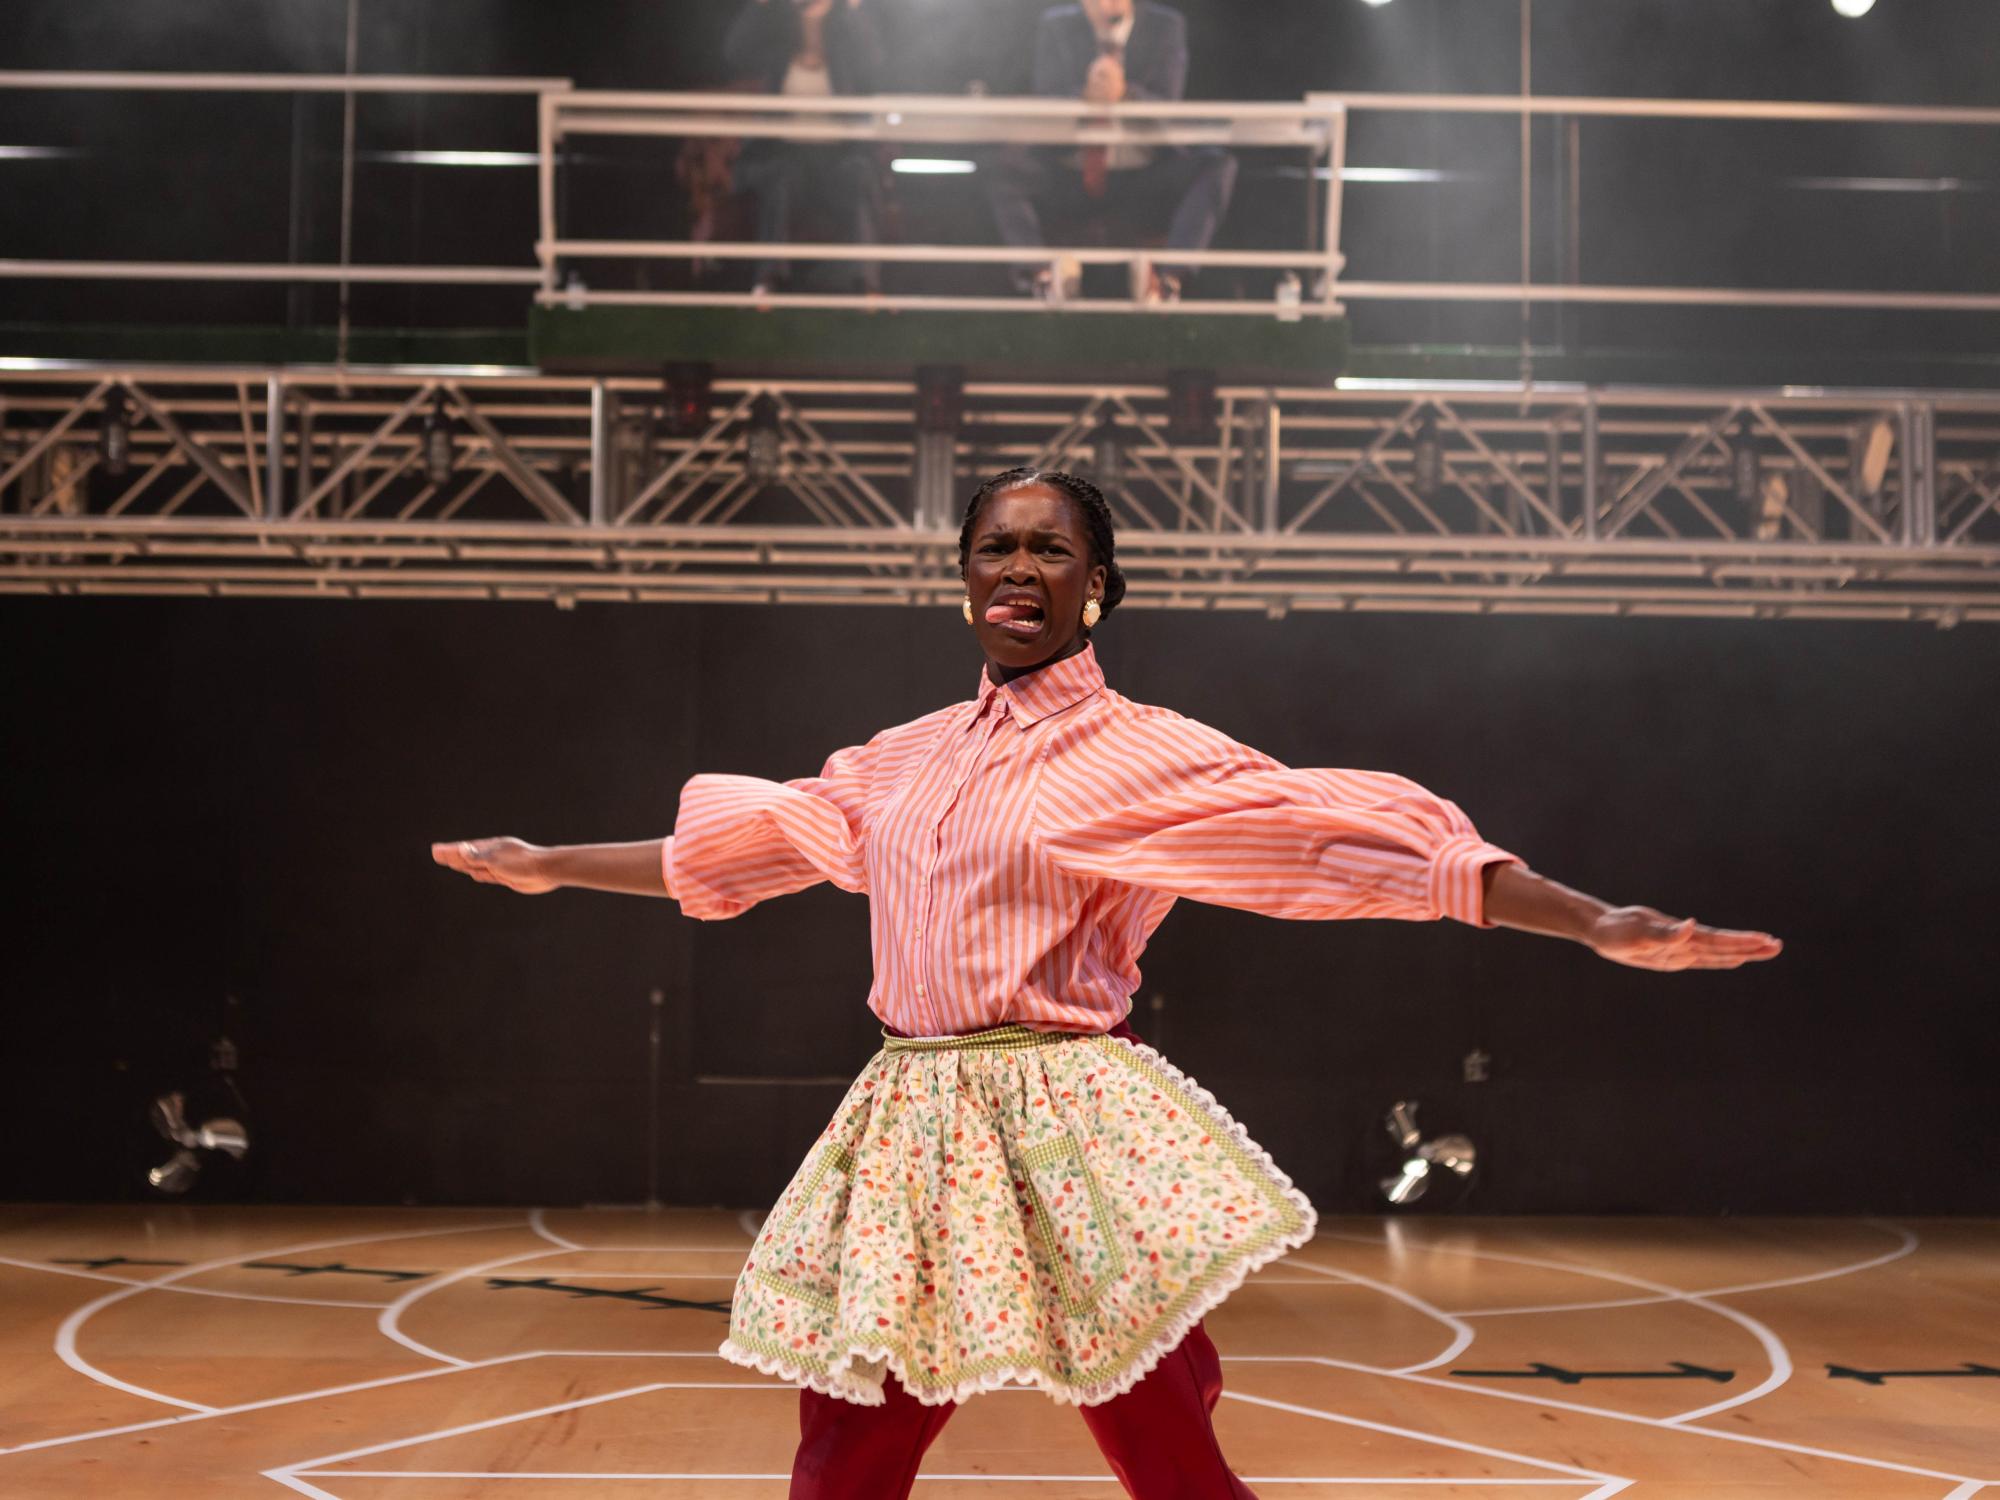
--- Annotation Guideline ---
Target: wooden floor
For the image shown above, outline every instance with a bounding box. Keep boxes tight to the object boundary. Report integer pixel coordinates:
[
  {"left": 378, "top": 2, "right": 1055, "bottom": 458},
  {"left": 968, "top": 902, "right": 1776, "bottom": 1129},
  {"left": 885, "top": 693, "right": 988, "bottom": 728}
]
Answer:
[{"left": 0, "top": 1205, "right": 1993, "bottom": 1498}]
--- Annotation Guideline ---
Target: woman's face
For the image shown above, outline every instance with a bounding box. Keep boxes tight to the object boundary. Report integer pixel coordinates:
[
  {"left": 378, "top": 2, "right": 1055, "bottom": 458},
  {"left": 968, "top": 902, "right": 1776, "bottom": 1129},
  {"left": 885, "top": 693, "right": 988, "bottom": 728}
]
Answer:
[{"left": 963, "top": 483, "right": 1107, "bottom": 675}]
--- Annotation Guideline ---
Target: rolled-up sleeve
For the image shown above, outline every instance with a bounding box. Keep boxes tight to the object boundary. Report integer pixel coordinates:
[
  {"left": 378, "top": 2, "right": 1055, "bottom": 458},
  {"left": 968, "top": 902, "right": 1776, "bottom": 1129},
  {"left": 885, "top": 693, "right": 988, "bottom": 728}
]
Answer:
[
  {"left": 665, "top": 740, "right": 875, "bottom": 921},
  {"left": 1035, "top": 716, "right": 1518, "bottom": 926}
]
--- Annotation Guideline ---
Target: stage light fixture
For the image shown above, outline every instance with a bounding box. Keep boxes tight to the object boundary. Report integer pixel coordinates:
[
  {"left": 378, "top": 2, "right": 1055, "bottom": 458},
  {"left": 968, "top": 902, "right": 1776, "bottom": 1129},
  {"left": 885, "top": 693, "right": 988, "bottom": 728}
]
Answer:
[
  {"left": 1732, "top": 422, "right": 1761, "bottom": 510},
  {"left": 1379, "top": 1100, "right": 1476, "bottom": 1206},
  {"left": 745, "top": 393, "right": 783, "bottom": 486},
  {"left": 1831, "top": 0, "right": 1875, "bottom": 17},
  {"left": 1090, "top": 411, "right": 1128, "bottom": 491},
  {"left": 99, "top": 386, "right": 130, "bottom": 478},
  {"left": 1411, "top": 412, "right": 1443, "bottom": 501},
  {"left": 661, "top": 362, "right": 714, "bottom": 440},
  {"left": 1757, "top": 473, "right": 1791, "bottom": 540},
  {"left": 1857, "top": 415, "right": 1897, "bottom": 497},
  {"left": 421, "top": 394, "right": 456, "bottom": 487},
  {"left": 1165, "top": 368, "right": 1218, "bottom": 446},
  {"left": 915, "top": 365, "right": 966, "bottom": 436},
  {"left": 146, "top": 1090, "right": 249, "bottom": 1196}
]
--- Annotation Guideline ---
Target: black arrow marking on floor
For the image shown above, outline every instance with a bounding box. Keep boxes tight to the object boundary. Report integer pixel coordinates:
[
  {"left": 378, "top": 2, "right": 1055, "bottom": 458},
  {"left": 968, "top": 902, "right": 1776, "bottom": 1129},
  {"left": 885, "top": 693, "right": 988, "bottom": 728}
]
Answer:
[
  {"left": 1827, "top": 1362, "right": 2000, "bottom": 1385},
  {"left": 1451, "top": 1361, "right": 1734, "bottom": 1385},
  {"left": 53, "top": 1256, "right": 190, "bottom": 1271},
  {"left": 243, "top": 1260, "right": 435, "bottom": 1282},
  {"left": 486, "top": 1275, "right": 731, "bottom": 1314}
]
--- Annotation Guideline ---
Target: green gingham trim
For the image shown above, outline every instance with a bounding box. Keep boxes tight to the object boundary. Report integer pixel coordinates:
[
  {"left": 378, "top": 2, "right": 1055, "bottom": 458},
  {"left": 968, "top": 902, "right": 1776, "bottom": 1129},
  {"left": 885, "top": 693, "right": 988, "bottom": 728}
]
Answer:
[{"left": 881, "top": 1023, "right": 1083, "bottom": 1053}]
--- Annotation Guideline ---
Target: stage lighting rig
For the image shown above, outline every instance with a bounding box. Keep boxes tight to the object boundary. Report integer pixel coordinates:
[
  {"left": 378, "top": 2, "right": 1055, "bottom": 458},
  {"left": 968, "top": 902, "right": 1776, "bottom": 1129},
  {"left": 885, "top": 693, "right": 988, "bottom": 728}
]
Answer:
[
  {"left": 1856, "top": 415, "right": 1897, "bottom": 500},
  {"left": 1091, "top": 411, "right": 1127, "bottom": 491},
  {"left": 1379, "top": 1100, "right": 1476, "bottom": 1206},
  {"left": 421, "top": 394, "right": 457, "bottom": 487},
  {"left": 1411, "top": 413, "right": 1443, "bottom": 502},
  {"left": 1165, "top": 368, "right": 1218, "bottom": 446},
  {"left": 661, "top": 362, "right": 714, "bottom": 439},
  {"left": 1732, "top": 420, "right": 1761, "bottom": 511},
  {"left": 147, "top": 1089, "right": 248, "bottom": 1195},
  {"left": 745, "top": 394, "right": 783, "bottom": 486},
  {"left": 98, "top": 387, "right": 130, "bottom": 478}
]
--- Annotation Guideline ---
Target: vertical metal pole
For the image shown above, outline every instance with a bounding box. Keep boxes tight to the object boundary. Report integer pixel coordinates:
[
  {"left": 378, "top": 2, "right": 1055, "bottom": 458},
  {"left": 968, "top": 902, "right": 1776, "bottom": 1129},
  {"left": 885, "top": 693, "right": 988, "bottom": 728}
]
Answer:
[
  {"left": 1319, "top": 100, "right": 1347, "bottom": 307},
  {"left": 1581, "top": 395, "right": 1600, "bottom": 542},
  {"left": 1546, "top": 420, "right": 1563, "bottom": 527},
  {"left": 297, "top": 401, "right": 315, "bottom": 511},
  {"left": 1260, "top": 395, "right": 1282, "bottom": 533},
  {"left": 1518, "top": 0, "right": 1533, "bottom": 384},
  {"left": 1215, "top": 392, "right": 1235, "bottom": 531},
  {"left": 1905, "top": 401, "right": 1936, "bottom": 547},
  {"left": 1897, "top": 400, "right": 1917, "bottom": 545},
  {"left": 589, "top": 380, "right": 611, "bottom": 526},
  {"left": 264, "top": 375, "right": 285, "bottom": 520},
  {"left": 335, "top": 0, "right": 359, "bottom": 369},
  {"left": 645, "top": 988, "right": 664, "bottom": 1210},
  {"left": 1565, "top": 116, "right": 1582, "bottom": 350},
  {"left": 537, "top": 92, "right": 560, "bottom": 298}
]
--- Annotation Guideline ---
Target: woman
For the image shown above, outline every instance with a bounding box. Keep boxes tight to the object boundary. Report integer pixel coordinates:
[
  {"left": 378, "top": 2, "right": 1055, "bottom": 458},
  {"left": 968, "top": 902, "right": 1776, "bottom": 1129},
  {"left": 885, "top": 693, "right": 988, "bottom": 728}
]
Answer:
[{"left": 433, "top": 468, "right": 1780, "bottom": 1498}]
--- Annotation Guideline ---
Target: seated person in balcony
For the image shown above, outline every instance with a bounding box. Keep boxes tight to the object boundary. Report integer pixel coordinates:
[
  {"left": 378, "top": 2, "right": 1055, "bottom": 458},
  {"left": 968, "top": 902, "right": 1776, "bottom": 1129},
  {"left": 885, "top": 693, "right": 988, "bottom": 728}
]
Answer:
[
  {"left": 987, "top": 0, "right": 1236, "bottom": 304},
  {"left": 726, "top": 0, "right": 886, "bottom": 295}
]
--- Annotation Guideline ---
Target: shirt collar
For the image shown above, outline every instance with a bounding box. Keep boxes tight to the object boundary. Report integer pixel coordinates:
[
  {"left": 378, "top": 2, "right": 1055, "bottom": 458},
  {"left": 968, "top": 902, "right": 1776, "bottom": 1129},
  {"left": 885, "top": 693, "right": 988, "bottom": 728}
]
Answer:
[
  {"left": 975, "top": 642, "right": 1106, "bottom": 729},
  {"left": 1095, "top": 12, "right": 1135, "bottom": 48}
]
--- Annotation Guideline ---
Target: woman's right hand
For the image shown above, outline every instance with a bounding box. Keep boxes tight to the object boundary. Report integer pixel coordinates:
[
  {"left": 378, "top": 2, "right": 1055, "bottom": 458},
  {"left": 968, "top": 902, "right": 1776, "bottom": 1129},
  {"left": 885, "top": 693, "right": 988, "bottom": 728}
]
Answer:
[{"left": 430, "top": 837, "right": 559, "bottom": 895}]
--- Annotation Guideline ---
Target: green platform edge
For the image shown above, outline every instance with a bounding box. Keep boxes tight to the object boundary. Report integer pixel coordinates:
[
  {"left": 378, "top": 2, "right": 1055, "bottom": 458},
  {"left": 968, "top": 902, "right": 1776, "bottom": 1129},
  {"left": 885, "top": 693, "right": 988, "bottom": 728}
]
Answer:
[
  {"left": 527, "top": 305, "right": 1350, "bottom": 383},
  {"left": 5, "top": 318, "right": 1999, "bottom": 392}
]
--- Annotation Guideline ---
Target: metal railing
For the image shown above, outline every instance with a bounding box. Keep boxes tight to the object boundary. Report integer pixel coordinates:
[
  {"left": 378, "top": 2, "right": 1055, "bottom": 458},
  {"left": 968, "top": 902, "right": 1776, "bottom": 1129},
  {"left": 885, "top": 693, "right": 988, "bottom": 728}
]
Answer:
[
  {"left": 540, "top": 89, "right": 1347, "bottom": 316},
  {"left": 3, "top": 72, "right": 2000, "bottom": 320}
]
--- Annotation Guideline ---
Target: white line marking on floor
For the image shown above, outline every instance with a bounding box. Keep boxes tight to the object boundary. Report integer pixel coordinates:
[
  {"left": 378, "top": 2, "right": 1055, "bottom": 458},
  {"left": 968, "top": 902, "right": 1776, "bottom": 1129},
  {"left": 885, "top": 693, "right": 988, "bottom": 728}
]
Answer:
[
  {"left": 1303, "top": 1228, "right": 1796, "bottom": 1425},
  {"left": 0, "top": 1355, "right": 778, "bottom": 1460},
  {"left": 1447, "top": 1222, "right": 1920, "bottom": 1318},
  {"left": 377, "top": 1247, "right": 579, "bottom": 1367},
  {"left": 486, "top": 1269, "right": 739, "bottom": 1280},
  {"left": 293, "top": 1472, "right": 1602, "bottom": 1486},
  {"left": 1221, "top": 1388, "right": 1621, "bottom": 1487},
  {"left": 1225, "top": 1354, "right": 1981, "bottom": 1485},
  {"left": 1278, "top": 1258, "right": 1476, "bottom": 1373},
  {"left": 280, "top": 1382, "right": 1602, "bottom": 1489},
  {"left": 264, "top": 1381, "right": 677, "bottom": 1478},
  {"left": 527, "top": 1208, "right": 585, "bottom": 1251},
  {"left": 0, "top": 1255, "right": 391, "bottom": 1309},
  {"left": 51, "top": 1219, "right": 522, "bottom": 1414}
]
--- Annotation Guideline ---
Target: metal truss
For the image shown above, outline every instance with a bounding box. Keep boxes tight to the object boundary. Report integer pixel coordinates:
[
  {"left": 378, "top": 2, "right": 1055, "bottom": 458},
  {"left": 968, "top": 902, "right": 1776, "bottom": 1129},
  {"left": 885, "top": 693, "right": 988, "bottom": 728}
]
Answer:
[{"left": 2, "top": 366, "right": 1997, "bottom": 624}]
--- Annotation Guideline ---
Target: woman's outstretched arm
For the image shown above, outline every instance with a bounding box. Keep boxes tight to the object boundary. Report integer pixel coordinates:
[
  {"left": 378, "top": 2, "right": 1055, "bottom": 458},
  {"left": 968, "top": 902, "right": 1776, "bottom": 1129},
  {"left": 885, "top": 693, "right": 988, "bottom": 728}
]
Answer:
[
  {"left": 431, "top": 838, "right": 671, "bottom": 898},
  {"left": 1482, "top": 861, "right": 1780, "bottom": 971}
]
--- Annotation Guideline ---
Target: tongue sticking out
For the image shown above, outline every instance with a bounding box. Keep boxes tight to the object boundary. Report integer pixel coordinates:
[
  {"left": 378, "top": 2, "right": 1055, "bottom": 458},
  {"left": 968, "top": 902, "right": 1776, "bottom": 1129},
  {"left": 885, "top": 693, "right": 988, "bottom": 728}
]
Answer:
[{"left": 985, "top": 602, "right": 1043, "bottom": 627}]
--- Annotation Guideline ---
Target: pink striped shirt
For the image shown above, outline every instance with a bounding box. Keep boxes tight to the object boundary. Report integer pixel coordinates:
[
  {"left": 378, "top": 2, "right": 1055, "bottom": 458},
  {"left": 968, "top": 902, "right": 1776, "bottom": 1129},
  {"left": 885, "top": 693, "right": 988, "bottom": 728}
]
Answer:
[{"left": 663, "top": 644, "right": 1517, "bottom": 1037}]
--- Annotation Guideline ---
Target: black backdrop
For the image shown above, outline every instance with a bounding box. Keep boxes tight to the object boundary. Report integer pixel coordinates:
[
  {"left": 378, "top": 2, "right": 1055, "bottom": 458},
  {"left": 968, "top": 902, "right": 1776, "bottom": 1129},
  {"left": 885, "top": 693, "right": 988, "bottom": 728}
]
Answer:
[{"left": 5, "top": 598, "right": 1996, "bottom": 1214}]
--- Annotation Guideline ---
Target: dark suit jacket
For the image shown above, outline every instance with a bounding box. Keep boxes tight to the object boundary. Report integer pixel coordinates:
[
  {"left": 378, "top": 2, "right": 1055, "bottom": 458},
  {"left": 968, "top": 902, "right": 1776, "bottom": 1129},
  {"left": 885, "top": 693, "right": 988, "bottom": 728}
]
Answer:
[
  {"left": 1029, "top": 3, "right": 1188, "bottom": 103},
  {"left": 724, "top": 0, "right": 887, "bottom": 96}
]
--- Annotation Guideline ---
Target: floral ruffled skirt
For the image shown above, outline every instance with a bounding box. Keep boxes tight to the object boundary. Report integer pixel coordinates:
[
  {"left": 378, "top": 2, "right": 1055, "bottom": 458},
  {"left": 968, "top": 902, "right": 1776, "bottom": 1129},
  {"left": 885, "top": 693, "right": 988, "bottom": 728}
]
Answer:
[{"left": 717, "top": 1023, "right": 1317, "bottom": 1407}]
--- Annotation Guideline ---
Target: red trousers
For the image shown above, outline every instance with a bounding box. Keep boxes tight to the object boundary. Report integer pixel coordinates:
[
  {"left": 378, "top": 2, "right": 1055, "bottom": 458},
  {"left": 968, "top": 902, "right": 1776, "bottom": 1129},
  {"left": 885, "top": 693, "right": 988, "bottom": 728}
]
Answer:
[{"left": 790, "top": 1321, "right": 1258, "bottom": 1499}]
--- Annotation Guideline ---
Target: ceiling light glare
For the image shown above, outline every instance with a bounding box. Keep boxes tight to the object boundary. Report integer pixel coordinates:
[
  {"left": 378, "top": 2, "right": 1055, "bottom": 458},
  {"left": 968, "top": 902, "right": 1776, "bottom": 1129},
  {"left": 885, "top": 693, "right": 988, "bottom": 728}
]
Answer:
[
  {"left": 1360, "top": 0, "right": 1396, "bottom": 7},
  {"left": 1830, "top": 0, "right": 1875, "bottom": 17}
]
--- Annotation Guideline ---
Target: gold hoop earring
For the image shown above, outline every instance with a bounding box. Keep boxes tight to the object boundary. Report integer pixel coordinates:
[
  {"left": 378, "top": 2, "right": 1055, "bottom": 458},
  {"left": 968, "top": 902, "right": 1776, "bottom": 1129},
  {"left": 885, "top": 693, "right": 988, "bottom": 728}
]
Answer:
[
  {"left": 1082, "top": 597, "right": 1102, "bottom": 629},
  {"left": 962, "top": 596, "right": 974, "bottom": 625}
]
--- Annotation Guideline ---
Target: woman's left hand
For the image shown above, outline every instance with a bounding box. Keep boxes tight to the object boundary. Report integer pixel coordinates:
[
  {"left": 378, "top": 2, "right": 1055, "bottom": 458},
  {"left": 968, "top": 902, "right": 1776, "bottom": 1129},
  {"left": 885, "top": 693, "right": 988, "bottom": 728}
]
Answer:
[{"left": 1587, "top": 906, "right": 1782, "bottom": 971}]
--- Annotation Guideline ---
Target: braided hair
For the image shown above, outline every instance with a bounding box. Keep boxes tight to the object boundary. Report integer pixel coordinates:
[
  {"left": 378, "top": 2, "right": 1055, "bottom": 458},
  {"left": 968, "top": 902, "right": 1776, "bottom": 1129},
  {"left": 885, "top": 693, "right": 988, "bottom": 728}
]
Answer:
[{"left": 956, "top": 467, "right": 1128, "bottom": 625}]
